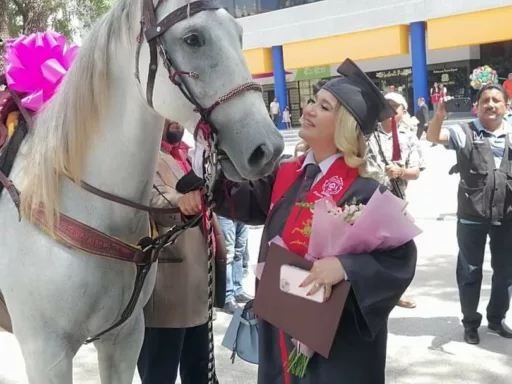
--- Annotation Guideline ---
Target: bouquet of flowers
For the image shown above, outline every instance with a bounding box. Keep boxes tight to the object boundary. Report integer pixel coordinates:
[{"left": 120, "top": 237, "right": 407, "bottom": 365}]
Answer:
[{"left": 254, "top": 188, "right": 422, "bottom": 377}]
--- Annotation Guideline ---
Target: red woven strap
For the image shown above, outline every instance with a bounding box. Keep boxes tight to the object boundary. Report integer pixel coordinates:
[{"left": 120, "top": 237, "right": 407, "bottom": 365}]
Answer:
[
  {"left": 32, "top": 208, "right": 151, "bottom": 265},
  {"left": 391, "top": 116, "right": 401, "bottom": 161}
]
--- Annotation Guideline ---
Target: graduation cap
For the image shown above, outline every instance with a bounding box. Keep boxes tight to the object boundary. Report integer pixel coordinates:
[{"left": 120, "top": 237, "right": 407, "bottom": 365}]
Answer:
[{"left": 320, "top": 58, "right": 401, "bottom": 161}]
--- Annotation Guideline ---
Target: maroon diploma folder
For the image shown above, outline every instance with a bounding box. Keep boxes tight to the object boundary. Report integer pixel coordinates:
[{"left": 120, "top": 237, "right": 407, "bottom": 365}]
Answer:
[{"left": 253, "top": 243, "right": 351, "bottom": 358}]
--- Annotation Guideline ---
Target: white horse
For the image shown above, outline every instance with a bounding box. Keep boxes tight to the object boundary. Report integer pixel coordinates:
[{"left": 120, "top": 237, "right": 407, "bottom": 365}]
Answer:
[{"left": 0, "top": 0, "right": 284, "bottom": 382}]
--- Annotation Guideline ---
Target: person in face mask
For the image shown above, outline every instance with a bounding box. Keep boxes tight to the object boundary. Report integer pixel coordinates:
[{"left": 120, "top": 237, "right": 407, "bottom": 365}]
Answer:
[
  {"left": 161, "top": 120, "right": 189, "bottom": 169},
  {"left": 165, "top": 120, "right": 185, "bottom": 143},
  {"left": 138, "top": 120, "right": 227, "bottom": 384}
]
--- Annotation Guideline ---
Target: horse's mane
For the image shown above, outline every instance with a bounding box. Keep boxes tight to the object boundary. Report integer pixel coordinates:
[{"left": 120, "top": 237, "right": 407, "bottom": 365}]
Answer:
[{"left": 20, "top": 0, "right": 138, "bottom": 227}]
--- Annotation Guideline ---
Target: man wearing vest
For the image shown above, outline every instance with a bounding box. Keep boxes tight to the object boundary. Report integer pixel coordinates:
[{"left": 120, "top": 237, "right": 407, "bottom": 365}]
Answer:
[{"left": 427, "top": 83, "right": 512, "bottom": 345}]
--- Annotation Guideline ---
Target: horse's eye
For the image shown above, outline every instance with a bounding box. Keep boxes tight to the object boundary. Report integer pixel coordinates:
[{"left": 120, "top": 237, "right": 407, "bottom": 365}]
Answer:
[{"left": 183, "top": 33, "right": 203, "bottom": 47}]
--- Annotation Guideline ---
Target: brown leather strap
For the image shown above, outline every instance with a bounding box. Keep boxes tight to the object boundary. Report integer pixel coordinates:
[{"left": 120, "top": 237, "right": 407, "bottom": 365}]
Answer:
[
  {"left": 0, "top": 74, "right": 33, "bottom": 129},
  {"left": 0, "top": 170, "right": 21, "bottom": 219},
  {"left": 32, "top": 208, "right": 152, "bottom": 265},
  {"left": 145, "top": 0, "right": 223, "bottom": 42},
  {"left": 75, "top": 178, "right": 181, "bottom": 215},
  {"left": 143, "top": 0, "right": 159, "bottom": 107},
  {"left": 146, "top": 41, "right": 158, "bottom": 107},
  {"left": 6, "top": 88, "right": 33, "bottom": 129}
]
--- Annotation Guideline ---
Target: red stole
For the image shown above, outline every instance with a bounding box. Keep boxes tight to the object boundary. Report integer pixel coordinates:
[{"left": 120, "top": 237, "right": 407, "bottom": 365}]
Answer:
[
  {"left": 161, "top": 141, "right": 191, "bottom": 174},
  {"left": 270, "top": 155, "right": 359, "bottom": 257}
]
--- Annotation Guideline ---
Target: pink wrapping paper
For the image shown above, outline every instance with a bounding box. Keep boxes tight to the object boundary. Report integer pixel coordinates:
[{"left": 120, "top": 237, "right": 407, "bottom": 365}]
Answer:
[{"left": 254, "top": 188, "right": 422, "bottom": 279}]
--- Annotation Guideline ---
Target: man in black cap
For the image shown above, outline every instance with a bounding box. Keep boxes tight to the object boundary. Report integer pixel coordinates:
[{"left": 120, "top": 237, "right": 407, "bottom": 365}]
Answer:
[{"left": 185, "top": 58, "right": 418, "bottom": 384}]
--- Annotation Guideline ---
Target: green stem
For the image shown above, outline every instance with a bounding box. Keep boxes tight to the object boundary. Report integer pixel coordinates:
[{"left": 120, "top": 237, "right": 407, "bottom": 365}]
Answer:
[
  {"left": 287, "top": 352, "right": 311, "bottom": 378},
  {"left": 287, "top": 348, "right": 297, "bottom": 370}
]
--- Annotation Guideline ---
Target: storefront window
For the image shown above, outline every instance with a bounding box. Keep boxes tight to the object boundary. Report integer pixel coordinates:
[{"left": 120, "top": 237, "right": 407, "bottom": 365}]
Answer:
[
  {"left": 219, "top": 0, "right": 324, "bottom": 18},
  {"left": 367, "top": 68, "right": 414, "bottom": 113},
  {"left": 365, "top": 62, "right": 472, "bottom": 112},
  {"left": 427, "top": 60, "right": 470, "bottom": 100},
  {"left": 298, "top": 80, "right": 314, "bottom": 114},
  {"left": 480, "top": 40, "right": 512, "bottom": 79}
]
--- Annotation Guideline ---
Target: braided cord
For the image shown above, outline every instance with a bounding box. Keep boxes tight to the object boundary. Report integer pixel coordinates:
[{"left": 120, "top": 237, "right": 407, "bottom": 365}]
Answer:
[
  {"left": 200, "top": 82, "right": 262, "bottom": 116},
  {"left": 202, "top": 138, "right": 219, "bottom": 384}
]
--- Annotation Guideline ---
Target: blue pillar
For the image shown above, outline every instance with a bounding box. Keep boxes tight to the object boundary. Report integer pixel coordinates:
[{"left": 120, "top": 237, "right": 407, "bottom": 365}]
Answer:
[
  {"left": 271, "top": 45, "right": 287, "bottom": 130},
  {"left": 410, "top": 22, "right": 429, "bottom": 114}
]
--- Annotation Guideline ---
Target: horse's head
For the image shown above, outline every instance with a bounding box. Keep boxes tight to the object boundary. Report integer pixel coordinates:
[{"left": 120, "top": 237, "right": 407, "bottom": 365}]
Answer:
[{"left": 137, "top": 0, "right": 284, "bottom": 181}]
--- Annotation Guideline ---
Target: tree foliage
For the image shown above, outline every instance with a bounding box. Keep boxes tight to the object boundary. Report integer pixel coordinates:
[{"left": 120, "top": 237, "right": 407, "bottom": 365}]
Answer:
[
  {"left": 2, "top": 0, "right": 115, "bottom": 40},
  {"left": 0, "top": 0, "right": 114, "bottom": 70},
  {"left": 74, "top": 0, "right": 116, "bottom": 33}
]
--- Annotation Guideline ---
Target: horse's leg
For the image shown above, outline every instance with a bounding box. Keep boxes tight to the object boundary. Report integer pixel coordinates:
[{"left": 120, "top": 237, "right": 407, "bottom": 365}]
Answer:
[
  {"left": 14, "top": 322, "right": 82, "bottom": 384},
  {"left": 94, "top": 311, "right": 145, "bottom": 384}
]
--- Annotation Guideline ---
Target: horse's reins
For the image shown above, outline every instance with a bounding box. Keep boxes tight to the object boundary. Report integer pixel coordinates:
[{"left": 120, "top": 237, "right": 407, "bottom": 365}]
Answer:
[
  {"left": 137, "top": 2, "right": 263, "bottom": 382},
  {"left": 1, "top": 1, "right": 262, "bottom": 379}
]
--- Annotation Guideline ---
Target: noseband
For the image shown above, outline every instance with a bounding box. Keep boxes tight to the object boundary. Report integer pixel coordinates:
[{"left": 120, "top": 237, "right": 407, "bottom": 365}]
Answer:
[{"left": 136, "top": 0, "right": 262, "bottom": 143}]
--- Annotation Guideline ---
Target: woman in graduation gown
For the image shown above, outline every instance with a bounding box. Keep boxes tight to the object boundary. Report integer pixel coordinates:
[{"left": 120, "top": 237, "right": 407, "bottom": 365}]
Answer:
[{"left": 181, "top": 58, "right": 417, "bottom": 384}]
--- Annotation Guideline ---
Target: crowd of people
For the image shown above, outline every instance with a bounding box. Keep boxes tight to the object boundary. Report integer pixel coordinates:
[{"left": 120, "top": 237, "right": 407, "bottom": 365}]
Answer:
[{"left": 136, "top": 59, "right": 512, "bottom": 384}]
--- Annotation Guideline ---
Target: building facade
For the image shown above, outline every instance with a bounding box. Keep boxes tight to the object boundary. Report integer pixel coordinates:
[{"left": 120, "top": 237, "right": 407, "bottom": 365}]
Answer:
[{"left": 223, "top": 0, "right": 512, "bottom": 128}]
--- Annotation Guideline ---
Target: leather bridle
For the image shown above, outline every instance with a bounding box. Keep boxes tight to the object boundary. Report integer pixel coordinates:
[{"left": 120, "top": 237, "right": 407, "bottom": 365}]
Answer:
[
  {"left": 2, "top": 0, "right": 262, "bottom": 223},
  {"left": 0, "top": 2, "right": 262, "bottom": 379},
  {"left": 136, "top": 0, "right": 262, "bottom": 144}
]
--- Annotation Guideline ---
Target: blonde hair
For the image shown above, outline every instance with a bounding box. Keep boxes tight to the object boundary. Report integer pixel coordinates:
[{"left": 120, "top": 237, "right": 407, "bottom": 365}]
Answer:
[
  {"left": 294, "top": 104, "right": 369, "bottom": 176},
  {"left": 19, "top": 0, "right": 136, "bottom": 229}
]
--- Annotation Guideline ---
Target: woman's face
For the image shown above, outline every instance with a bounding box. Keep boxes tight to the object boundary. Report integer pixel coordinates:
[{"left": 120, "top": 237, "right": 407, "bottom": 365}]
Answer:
[
  {"left": 299, "top": 89, "right": 338, "bottom": 150},
  {"left": 477, "top": 89, "right": 507, "bottom": 123}
]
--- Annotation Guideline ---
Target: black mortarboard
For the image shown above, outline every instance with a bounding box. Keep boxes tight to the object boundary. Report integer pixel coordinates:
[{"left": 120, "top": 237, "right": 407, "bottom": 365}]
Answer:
[{"left": 321, "top": 58, "right": 396, "bottom": 136}]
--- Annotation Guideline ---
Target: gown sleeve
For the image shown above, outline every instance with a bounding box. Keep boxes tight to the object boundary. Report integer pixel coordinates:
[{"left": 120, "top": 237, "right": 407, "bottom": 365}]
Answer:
[
  {"left": 212, "top": 162, "right": 281, "bottom": 226},
  {"left": 337, "top": 241, "right": 417, "bottom": 340}
]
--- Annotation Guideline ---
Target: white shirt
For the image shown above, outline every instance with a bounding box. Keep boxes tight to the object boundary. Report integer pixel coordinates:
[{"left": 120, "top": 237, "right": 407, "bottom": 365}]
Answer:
[
  {"left": 298, "top": 151, "right": 343, "bottom": 186},
  {"left": 190, "top": 142, "right": 205, "bottom": 177},
  {"left": 270, "top": 101, "right": 279, "bottom": 115}
]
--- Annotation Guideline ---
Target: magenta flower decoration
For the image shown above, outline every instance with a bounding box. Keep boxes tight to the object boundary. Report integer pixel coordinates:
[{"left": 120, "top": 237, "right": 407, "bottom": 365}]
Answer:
[{"left": 4, "top": 31, "right": 79, "bottom": 112}]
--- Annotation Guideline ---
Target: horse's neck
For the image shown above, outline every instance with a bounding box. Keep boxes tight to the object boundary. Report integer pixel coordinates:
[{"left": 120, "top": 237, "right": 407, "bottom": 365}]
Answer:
[{"left": 60, "top": 76, "right": 163, "bottom": 243}]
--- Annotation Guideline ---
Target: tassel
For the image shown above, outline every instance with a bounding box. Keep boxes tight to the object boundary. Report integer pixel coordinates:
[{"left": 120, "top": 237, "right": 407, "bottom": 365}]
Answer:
[
  {"left": 391, "top": 116, "right": 401, "bottom": 161},
  {"left": 194, "top": 118, "right": 212, "bottom": 143}
]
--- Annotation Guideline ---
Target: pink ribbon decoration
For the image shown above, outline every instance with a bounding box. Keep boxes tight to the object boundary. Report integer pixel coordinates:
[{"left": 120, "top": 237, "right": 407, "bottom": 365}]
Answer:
[{"left": 4, "top": 31, "right": 79, "bottom": 112}]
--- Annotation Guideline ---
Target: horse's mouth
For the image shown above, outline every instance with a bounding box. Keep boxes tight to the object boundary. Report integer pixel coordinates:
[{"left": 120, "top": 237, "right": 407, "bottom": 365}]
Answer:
[
  {"left": 218, "top": 155, "right": 247, "bottom": 182},
  {"left": 216, "top": 150, "right": 230, "bottom": 162}
]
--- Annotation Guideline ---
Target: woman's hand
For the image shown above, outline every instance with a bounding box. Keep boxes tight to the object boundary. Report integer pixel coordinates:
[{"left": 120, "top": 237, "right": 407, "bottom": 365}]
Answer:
[
  {"left": 177, "top": 190, "right": 203, "bottom": 216},
  {"left": 299, "top": 257, "right": 346, "bottom": 302}
]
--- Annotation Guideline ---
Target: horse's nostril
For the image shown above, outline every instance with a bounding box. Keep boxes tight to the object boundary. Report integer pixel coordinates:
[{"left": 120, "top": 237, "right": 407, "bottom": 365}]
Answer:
[{"left": 248, "top": 144, "right": 269, "bottom": 168}]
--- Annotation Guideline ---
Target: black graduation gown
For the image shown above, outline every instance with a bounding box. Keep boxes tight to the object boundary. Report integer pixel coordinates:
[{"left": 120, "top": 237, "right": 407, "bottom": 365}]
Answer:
[{"left": 214, "top": 167, "right": 417, "bottom": 384}]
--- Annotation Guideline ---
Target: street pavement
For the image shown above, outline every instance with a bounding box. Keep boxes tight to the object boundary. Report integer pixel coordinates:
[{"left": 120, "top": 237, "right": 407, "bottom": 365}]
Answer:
[{"left": 2, "top": 122, "right": 512, "bottom": 383}]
